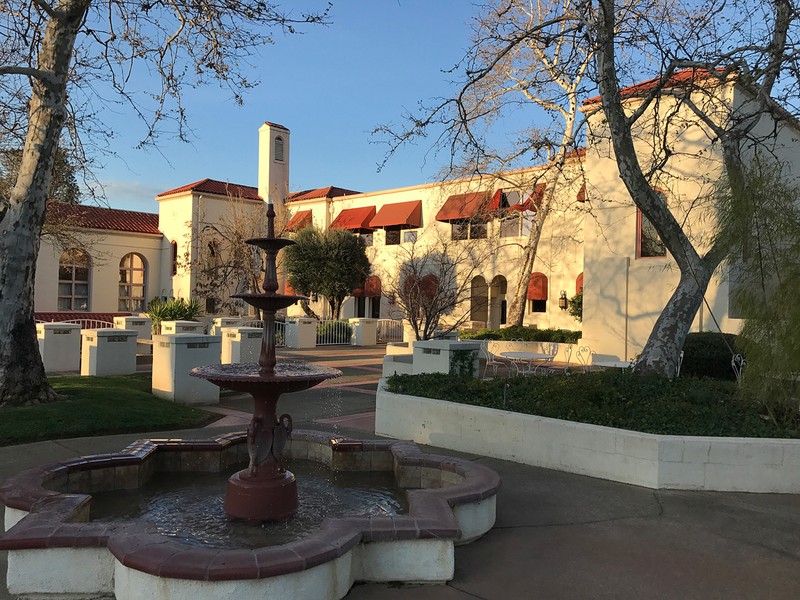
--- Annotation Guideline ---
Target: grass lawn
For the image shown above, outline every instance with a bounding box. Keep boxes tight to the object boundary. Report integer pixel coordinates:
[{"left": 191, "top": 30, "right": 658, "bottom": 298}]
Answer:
[
  {"left": 386, "top": 370, "right": 799, "bottom": 438},
  {"left": 0, "top": 374, "right": 220, "bottom": 446}
]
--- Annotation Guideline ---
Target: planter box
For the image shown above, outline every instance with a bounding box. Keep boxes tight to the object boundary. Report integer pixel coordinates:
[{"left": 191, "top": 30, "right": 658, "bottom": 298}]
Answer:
[{"left": 375, "top": 382, "right": 800, "bottom": 493}]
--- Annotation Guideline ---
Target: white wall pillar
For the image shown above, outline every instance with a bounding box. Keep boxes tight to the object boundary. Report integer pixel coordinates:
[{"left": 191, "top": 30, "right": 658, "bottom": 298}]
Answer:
[
  {"left": 349, "top": 318, "right": 378, "bottom": 346},
  {"left": 114, "top": 316, "right": 152, "bottom": 355},
  {"left": 220, "top": 326, "right": 262, "bottom": 364},
  {"left": 151, "top": 334, "right": 221, "bottom": 405},
  {"left": 81, "top": 329, "right": 138, "bottom": 376},
  {"left": 285, "top": 318, "right": 317, "bottom": 348},
  {"left": 36, "top": 323, "right": 81, "bottom": 373}
]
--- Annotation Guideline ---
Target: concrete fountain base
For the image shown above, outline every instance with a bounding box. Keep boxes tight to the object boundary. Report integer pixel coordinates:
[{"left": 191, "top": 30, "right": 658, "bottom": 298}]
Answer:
[{"left": 0, "top": 430, "right": 500, "bottom": 600}]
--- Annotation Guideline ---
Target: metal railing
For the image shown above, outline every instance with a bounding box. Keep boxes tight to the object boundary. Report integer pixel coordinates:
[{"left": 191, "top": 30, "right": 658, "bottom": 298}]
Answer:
[
  {"left": 377, "top": 319, "right": 404, "bottom": 343},
  {"left": 239, "top": 320, "right": 286, "bottom": 347},
  {"left": 37, "top": 318, "right": 115, "bottom": 330},
  {"left": 316, "top": 320, "right": 352, "bottom": 345}
]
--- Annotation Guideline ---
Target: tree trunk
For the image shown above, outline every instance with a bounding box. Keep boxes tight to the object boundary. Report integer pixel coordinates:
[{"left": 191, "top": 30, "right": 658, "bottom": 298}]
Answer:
[
  {"left": 0, "top": 0, "right": 90, "bottom": 406},
  {"left": 506, "top": 207, "right": 549, "bottom": 327},
  {"left": 633, "top": 266, "right": 713, "bottom": 376}
]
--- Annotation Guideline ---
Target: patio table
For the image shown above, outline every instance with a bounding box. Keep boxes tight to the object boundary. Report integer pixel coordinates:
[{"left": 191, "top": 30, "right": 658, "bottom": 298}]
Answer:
[{"left": 501, "top": 351, "right": 554, "bottom": 375}]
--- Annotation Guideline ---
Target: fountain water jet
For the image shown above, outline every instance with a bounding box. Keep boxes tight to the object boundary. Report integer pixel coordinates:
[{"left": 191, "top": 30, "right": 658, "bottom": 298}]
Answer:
[{"left": 190, "top": 199, "right": 340, "bottom": 521}]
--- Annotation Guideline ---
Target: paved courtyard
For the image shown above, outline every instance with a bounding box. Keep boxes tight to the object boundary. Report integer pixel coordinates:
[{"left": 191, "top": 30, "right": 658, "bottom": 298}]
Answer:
[{"left": 1, "top": 345, "right": 799, "bottom": 599}]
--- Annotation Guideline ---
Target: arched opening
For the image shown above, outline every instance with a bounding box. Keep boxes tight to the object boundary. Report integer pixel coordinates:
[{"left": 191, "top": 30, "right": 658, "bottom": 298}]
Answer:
[
  {"left": 470, "top": 275, "right": 488, "bottom": 325},
  {"left": 58, "top": 248, "right": 91, "bottom": 311},
  {"left": 274, "top": 136, "right": 285, "bottom": 163},
  {"left": 576, "top": 272, "right": 584, "bottom": 294},
  {"left": 353, "top": 275, "right": 382, "bottom": 318},
  {"left": 488, "top": 275, "right": 508, "bottom": 329},
  {"left": 119, "top": 253, "right": 147, "bottom": 312}
]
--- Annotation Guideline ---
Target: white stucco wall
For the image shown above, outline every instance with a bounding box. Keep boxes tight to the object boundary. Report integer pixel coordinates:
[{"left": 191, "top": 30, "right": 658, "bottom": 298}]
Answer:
[{"left": 35, "top": 229, "right": 163, "bottom": 314}]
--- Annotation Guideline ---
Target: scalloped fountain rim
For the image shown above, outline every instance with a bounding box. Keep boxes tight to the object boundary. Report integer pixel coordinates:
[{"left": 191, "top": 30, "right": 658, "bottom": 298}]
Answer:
[{"left": 0, "top": 431, "right": 500, "bottom": 598}]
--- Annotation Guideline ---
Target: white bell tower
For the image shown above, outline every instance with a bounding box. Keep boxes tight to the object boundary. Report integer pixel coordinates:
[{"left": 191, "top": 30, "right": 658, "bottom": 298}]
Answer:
[{"left": 257, "top": 121, "right": 290, "bottom": 205}]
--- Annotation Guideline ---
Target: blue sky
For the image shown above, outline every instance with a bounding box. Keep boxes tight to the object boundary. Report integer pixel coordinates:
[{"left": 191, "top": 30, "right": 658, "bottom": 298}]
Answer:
[{"left": 100, "top": 1, "right": 482, "bottom": 213}]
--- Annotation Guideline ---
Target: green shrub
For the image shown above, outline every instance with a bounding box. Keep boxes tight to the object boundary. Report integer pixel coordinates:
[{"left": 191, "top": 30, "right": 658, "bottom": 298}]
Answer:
[
  {"left": 386, "top": 371, "right": 796, "bottom": 438},
  {"left": 461, "top": 326, "right": 581, "bottom": 344},
  {"left": 146, "top": 297, "right": 202, "bottom": 334},
  {"left": 680, "top": 332, "right": 741, "bottom": 380}
]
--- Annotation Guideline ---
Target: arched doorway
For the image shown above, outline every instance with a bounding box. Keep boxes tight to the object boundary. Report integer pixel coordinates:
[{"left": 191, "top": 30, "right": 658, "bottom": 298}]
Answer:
[
  {"left": 470, "top": 276, "right": 488, "bottom": 325},
  {"left": 488, "top": 275, "right": 508, "bottom": 329}
]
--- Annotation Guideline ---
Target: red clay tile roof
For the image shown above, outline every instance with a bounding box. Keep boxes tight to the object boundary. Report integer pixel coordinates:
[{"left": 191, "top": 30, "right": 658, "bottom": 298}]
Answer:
[
  {"left": 263, "top": 121, "right": 289, "bottom": 131},
  {"left": 46, "top": 203, "right": 160, "bottom": 235},
  {"left": 157, "top": 178, "right": 261, "bottom": 201},
  {"left": 287, "top": 186, "right": 362, "bottom": 202},
  {"left": 583, "top": 68, "right": 727, "bottom": 106}
]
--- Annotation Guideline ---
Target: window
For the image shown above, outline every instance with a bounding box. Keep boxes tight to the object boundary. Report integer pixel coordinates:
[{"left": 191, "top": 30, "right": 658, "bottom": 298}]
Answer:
[
  {"left": 500, "top": 216, "right": 520, "bottom": 238},
  {"left": 356, "top": 296, "right": 366, "bottom": 318},
  {"left": 637, "top": 207, "right": 667, "bottom": 258},
  {"left": 452, "top": 219, "right": 488, "bottom": 240},
  {"left": 403, "top": 230, "right": 417, "bottom": 244},
  {"left": 385, "top": 228, "right": 401, "bottom": 245},
  {"left": 360, "top": 232, "right": 373, "bottom": 247},
  {"left": 526, "top": 272, "right": 548, "bottom": 313},
  {"left": 118, "top": 253, "right": 146, "bottom": 312},
  {"left": 274, "top": 136, "right": 284, "bottom": 162},
  {"left": 170, "top": 241, "right": 178, "bottom": 275},
  {"left": 58, "top": 249, "right": 91, "bottom": 311}
]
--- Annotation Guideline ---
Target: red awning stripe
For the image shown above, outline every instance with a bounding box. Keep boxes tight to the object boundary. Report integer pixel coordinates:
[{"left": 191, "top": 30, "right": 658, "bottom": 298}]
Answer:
[
  {"left": 352, "top": 275, "right": 382, "bottom": 298},
  {"left": 435, "top": 191, "right": 493, "bottom": 222},
  {"left": 369, "top": 200, "right": 422, "bottom": 229},
  {"left": 526, "top": 272, "right": 548, "bottom": 301},
  {"left": 330, "top": 206, "right": 376, "bottom": 231},
  {"left": 285, "top": 210, "right": 312, "bottom": 231}
]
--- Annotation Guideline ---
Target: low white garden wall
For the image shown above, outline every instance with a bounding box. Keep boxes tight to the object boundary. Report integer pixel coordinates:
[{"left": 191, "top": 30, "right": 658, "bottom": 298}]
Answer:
[{"left": 375, "top": 382, "right": 800, "bottom": 493}]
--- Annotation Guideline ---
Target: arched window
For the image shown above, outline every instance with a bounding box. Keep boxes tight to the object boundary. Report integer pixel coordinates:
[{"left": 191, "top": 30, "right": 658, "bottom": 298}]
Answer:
[
  {"left": 170, "top": 241, "right": 178, "bottom": 276},
  {"left": 526, "top": 272, "right": 548, "bottom": 313},
  {"left": 275, "top": 136, "right": 284, "bottom": 162},
  {"left": 58, "top": 249, "right": 91, "bottom": 311},
  {"left": 470, "top": 276, "right": 488, "bottom": 323},
  {"left": 576, "top": 272, "right": 584, "bottom": 294},
  {"left": 119, "top": 253, "right": 146, "bottom": 312}
]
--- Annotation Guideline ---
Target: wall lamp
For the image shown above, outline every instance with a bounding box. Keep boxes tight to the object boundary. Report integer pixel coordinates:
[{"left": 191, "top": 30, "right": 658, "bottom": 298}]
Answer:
[{"left": 558, "top": 290, "right": 568, "bottom": 311}]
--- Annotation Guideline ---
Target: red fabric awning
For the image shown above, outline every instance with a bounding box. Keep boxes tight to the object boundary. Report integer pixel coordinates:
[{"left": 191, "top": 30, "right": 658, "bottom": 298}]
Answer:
[
  {"left": 285, "top": 210, "right": 312, "bottom": 232},
  {"left": 435, "top": 192, "right": 494, "bottom": 222},
  {"left": 576, "top": 272, "right": 584, "bottom": 294},
  {"left": 352, "top": 275, "right": 382, "bottom": 298},
  {"left": 369, "top": 200, "right": 422, "bottom": 229},
  {"left": 329, "top": 206, "right": 376, "bottom": 231},
  {"left": 526, "top": 272, "right": 548, "bottom": 301}
]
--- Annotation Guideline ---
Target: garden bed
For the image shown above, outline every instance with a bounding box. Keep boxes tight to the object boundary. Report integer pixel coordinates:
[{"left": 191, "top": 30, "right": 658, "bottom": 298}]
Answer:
[{"left": 376, "top": 372, "right": 800, "bottom": 493}]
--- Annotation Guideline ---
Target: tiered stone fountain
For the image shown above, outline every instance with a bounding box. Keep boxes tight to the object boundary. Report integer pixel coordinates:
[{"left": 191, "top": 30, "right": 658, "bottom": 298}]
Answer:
[
  {"left": 0, "top": 198, "right": 501, "bottom": 599},
  {"left": 190, "top": 199, "right": 340, "bottom": 521}
]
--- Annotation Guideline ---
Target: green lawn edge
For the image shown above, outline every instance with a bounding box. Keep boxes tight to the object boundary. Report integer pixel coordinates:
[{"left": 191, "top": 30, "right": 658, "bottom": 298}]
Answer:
[{"left": 0, "top": 374, "right": 221, "bottom": 446}]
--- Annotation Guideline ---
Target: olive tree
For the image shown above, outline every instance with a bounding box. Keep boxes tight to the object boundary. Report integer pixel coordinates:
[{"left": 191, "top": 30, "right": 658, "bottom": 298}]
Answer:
[
  {"left": 0, "top": 0, "right": 328, "bottom": 406},
  {"left": 283, "top": 227, "right": 371, "bottom": 320}
]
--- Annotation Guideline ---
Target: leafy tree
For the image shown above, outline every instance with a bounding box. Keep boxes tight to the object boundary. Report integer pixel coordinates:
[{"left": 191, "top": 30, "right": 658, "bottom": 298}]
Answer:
[
  {"left": 284, "top": 227, "right": 371, "bottom": 320},
  {"left": 0, "top": 0, "right": 328, "bottom": 406},
  {"left": 568, "top": 290, "right": 582, "bottom": 323}
]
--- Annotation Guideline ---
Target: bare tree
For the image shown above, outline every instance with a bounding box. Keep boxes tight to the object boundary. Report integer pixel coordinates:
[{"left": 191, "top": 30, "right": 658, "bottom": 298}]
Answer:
[
  {"left": 587, "top": 0, "right": 797, "bottom": 376},
  {"left": 375, "top": 0, "right": 592, "bottom": 326},
  {"left": 0, "top": 1, "right": 328, "bottom": 406},
  {"left": 380, "top": 230, "right": 492, "bottom": 340}
]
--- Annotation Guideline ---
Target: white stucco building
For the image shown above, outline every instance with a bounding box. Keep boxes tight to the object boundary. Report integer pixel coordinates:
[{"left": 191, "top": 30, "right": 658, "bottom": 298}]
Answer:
[{"left": 32, "top": 71, "right": 800, "bottom": 358}]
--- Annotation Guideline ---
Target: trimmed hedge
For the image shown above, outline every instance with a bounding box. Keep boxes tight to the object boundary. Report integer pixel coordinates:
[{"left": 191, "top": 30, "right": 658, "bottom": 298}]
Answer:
[
  {"left": 386, "top": 371, "right": 797, "bottom": 438},
  {"left": 680, "top": 332, "right": 741, "bottom": 381},
  {"left": 460, "top": 325, "right": 581, "bottom": 344}
]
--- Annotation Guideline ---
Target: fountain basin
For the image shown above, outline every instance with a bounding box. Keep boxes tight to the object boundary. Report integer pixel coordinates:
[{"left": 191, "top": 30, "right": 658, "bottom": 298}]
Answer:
[{"left": 0, "top": 431, "right": 500, "bottom": 599}]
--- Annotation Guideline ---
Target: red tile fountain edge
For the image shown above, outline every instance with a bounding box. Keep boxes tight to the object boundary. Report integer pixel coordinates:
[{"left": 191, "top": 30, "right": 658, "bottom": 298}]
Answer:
[{"left": 0, "top": 431, "right": 500, "bottom": 582}]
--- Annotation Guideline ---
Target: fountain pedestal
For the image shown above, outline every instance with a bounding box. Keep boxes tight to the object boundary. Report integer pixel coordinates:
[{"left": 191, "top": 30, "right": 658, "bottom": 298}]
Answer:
[{"left": 191, "top": 201, "right": 341, "bottom": 521}]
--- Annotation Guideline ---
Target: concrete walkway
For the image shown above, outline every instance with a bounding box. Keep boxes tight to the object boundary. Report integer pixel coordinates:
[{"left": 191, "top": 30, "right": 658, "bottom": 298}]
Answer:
[{"left": 2, "top": 346, "right": 799, "bottom": 599}]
